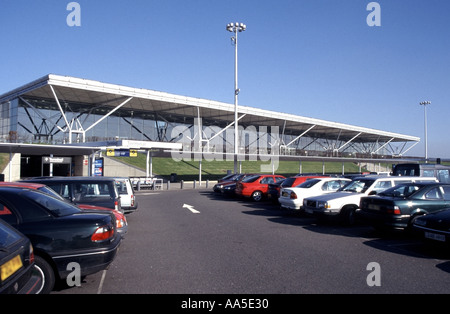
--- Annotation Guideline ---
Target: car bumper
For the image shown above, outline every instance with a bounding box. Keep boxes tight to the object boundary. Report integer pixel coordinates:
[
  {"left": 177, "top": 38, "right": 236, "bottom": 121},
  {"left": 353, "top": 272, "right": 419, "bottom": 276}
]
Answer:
[
  {"left": 357, "top": 210, "right": 409, "bottom": 229},
  {"left": 304, "top": 206, "right": 340, "bottom": 217},
  {"left": 122, "top": 203, "right": 138, "bottom": 213},
  {"left": 279, "top": 198, "right": 302, "bottom": 211},
  {"left": 1, "top": 264, "right": 42, "bottom": 294},
  {"left": 52, "top": 235, "right": 122, "bottom": 279},
  {"left": 413, "top": 225, "right": 450, "bottom": 243}
]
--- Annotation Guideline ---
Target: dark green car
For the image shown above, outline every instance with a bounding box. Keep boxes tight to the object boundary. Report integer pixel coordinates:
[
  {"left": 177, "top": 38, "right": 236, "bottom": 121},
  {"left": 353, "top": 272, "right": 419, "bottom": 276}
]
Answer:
[{"left": 358, "top": 182, "right": 450, "bottom": 230}]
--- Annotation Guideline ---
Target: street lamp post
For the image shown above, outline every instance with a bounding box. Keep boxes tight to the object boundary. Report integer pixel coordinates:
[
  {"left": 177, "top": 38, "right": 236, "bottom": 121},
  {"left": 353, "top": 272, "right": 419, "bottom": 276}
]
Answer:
[
  {"left": 227, "top": 22, "right": 246, "bottom": 173},
  {"left": 420, "top": 101, "right": 431, "bottom": 161}
]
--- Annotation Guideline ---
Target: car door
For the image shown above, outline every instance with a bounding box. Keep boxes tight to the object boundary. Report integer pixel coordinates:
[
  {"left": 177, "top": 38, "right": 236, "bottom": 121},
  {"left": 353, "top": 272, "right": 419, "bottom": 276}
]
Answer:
[{"left": 259, "top": 176, "right": 275, "bottom": 193}]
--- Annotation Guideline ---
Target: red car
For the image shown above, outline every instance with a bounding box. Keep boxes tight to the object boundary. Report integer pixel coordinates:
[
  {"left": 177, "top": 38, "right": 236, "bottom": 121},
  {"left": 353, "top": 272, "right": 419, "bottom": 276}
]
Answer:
[
  {"left": 235, "top": 174, "right": 286, "bottom": 201},
  {"left": 0, "top": 182, "right": 127, "bottom": 237},
  {"left": 268, "top": 175, "right": 329, "bottom": 201}
]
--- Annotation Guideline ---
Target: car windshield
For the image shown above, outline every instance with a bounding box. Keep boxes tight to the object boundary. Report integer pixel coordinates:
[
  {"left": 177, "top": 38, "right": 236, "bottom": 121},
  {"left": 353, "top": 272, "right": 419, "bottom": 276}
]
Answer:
[
  {"left": 37, "top": 186, "right": 65, "bottom": 200},
  {"left": 24, "top": 190, "right": 80, "bottom": 217},
  {"left": 341, "top": 179, "right": 375, "bottom": 193},
  {"left": 296, "top": 179, "right": 321, "bottom": 188},
  {"left": 378, "top": 184, "right": 422, "bottom": 198}
]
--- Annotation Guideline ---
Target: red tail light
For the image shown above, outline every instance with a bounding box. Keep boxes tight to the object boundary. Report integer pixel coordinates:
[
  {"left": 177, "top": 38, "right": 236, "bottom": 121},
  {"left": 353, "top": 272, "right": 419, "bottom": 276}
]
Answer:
[
  {"left": 290, "top": 192, "right": 297, "bottom": 199},
  {"left": 386, "top": 205, "right": 401, "bottom": 215},
  {"left": 29, "top": 243, "right": 35, "bottom": 264},
  {"left": 91, "top": 225, "right": 114, "bottom": 242}
]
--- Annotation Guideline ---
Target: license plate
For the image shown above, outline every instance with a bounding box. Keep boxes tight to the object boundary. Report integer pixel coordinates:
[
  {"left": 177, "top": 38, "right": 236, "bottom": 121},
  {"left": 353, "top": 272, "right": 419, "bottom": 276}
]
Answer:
[
  {"left": 1, "top": 255, "right": 23, "bottom": 281},
  {"left": 282, "top": 192, "right": 288, "bottom": 197},
  {"left": 425, "top": 231, "right": 446, "bottom": 242},
  {"left": 367, "top": 204, "right": 379, "bottom": 210},
  {"left": 305, "top": 208, "right": 313, "bottom": 214}
]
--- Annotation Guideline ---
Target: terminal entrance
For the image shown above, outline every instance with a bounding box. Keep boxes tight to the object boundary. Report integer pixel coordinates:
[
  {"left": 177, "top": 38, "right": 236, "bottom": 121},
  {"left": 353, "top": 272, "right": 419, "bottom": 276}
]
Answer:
[{"left": 21, "top": 155, "right": 73, "bottom": 178}]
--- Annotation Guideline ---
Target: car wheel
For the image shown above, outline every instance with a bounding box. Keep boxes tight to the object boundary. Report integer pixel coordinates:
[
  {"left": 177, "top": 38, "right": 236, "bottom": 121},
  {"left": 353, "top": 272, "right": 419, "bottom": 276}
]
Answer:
[
  {"left": 34, "top": 255, "right": 56, "bottom": 294},
  {"left": 251, "top": 191, "right": 263, "bottom": 202},
  {"left": 341, "top": 206, "right": 357, "bottom": 226}
]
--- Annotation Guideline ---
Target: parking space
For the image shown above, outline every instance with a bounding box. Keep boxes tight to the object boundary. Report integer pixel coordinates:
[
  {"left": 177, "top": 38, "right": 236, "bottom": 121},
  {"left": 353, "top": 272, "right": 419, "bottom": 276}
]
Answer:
[{"left": 51, "top": 187, "right": 450, "bottom": 295}]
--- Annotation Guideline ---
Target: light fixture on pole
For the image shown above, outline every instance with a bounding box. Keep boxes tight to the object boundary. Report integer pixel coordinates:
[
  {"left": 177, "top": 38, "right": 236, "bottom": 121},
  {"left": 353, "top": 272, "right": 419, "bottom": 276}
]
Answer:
[
  {"left": 419, "top": 101, "right": 431, "bottom": 161},
  {"left": 227, "top": 22, "right": 246, "bottom": 174}
]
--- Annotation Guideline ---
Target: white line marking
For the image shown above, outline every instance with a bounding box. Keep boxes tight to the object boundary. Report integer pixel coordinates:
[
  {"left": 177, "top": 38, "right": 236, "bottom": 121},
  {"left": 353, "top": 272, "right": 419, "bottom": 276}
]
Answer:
[
  {"left": 97, "top": 269, "right": 107, "bottom": 294},
  {"left": 183, "top": 204, "right": 200, "bottom": 214}
]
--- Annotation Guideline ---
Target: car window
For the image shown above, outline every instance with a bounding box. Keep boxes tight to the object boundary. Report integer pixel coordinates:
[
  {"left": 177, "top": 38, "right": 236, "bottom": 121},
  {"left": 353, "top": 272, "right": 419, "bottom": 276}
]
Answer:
[
  {"left": 0, "top": 204, "right": 16, "bottom": 225},
  {"left": 342, "top": 179, "right": 375, "bottom": 193},
  {"left": 322, "top": 180, "right": 343, "bottom": 191},
  {"left": 0, "top": 220, "right": 22, "bottom": 247},
  {"left": 442, "top": 186, "right": 450, "bottom": 200},
  {"left": 275, "top": 176, "right": 285, "bottom": 183},
  {"left": 437, "top": 170, "right": 450, "bottom": 183},
  {"left": 24, "top": 190, "right": 80, "bottom": 217},
  {"left": 372, "top": 181, "right": 392, "bottom": 192},
  {"left": 242, "top": 175, "right": 260, "bottom": 183},
  {"left": 423, "top": 170, "right": 435, "bottom": 177},
  {"left": 282, "top": 178, "right": 296, "bottom": 186},
  {"left": 298, "top": 179, "right": 320, "bottom": 189},
  {"left": 424, "top": 187, "right": 443, "bottom": 200},
  {"left": 261, "top": 177, "right": 274, "bottom": 184},
  {"left": 46, "top": 183, "right": 72, "bottom": 199}
]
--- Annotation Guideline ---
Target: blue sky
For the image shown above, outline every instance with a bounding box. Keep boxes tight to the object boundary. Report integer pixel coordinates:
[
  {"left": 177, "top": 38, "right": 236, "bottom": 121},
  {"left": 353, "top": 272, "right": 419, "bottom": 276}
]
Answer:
[{"left": 1, "top": 0, "right": 449, "bottom": 157}]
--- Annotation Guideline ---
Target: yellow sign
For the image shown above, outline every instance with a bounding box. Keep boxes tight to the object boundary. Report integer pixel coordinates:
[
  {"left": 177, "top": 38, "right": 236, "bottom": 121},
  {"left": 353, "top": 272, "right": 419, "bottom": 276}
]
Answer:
[
  {"left": 106, "top": 149, "right": 115, "bottom": 157},
  {"left": 130, "top": 149, "right": 138, "bottom": 157}
]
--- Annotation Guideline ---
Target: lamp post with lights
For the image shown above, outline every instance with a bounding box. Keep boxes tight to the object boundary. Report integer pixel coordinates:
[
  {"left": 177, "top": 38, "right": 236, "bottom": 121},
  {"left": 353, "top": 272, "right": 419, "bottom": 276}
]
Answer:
[
  {"left": 226, "top": 22, "right": 246, "bottom": 173},
  {"left": 420, "top": 101, "right": 431, "bottom": 161}
]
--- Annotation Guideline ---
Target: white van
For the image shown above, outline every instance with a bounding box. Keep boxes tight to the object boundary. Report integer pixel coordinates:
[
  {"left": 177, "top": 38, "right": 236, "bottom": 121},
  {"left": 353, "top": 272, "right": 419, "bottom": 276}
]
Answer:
[{"left": 115, "top": 177, "right": 138, "bottom": 213}]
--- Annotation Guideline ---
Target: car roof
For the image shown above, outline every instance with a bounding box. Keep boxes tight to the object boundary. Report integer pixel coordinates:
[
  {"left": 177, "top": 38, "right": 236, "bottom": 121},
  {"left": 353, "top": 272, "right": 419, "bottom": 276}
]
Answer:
[
  {"left": 0, "top": 182, "right": 47, "bottom": 189},
  {"left": 22, "top": 176, "right": 117, "bottom": 182}
]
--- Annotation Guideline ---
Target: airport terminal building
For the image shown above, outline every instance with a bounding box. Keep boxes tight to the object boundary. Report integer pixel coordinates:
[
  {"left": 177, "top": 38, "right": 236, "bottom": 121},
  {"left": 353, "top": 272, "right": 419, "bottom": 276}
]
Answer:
[{"left": 0, "top": 74, "right": 420, "bottom": 181}]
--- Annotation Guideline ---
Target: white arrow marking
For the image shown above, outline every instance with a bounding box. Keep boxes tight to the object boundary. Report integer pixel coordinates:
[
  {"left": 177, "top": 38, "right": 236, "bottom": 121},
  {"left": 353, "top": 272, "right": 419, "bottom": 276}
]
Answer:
[{"left": 183, "top": 204, "right": 200, "bottom": 214}]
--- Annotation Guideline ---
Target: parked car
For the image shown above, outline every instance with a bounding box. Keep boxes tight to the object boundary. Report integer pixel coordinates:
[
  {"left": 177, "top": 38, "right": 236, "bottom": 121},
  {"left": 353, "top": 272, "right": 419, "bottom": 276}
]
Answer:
[
  {"left": 21, "top": 176, "right": 122, "bottom": 213},
  {"left": 303, "top": 175, "right": 438, "bottom": 225},
  {"left": 413, "top": 208, "right": 450, "bottom": 245},
  {"left": 267, "top": 175, "right": 328, "bottom": 202},
  {"left": 0, "top": 187, "right": 122, "bottom": 294},
  {"left": 114, "top": 177, "right": 138, "bottom": 213},
  {"left": 0, "top": 182, "right": 127, "bottom": 238},
  {"left": 0, "top": 218, "right": 41, "bottom": 294},
  {"left": 279, "top": 177, "right": 351, "bottom": 211},
  {"left": 213, "top": 174, "right": 253, "bottom": 196},
  {"left": 393, "top": 163, "right": 450, "bottom": 183},
  {"left": 358, "top": 182, "right": 450, "bottom": 230},
  {"left": 235, "top": 174, "right": 286, "bottom": 201},
  {"left": 213, "top": 174, "right": 243, "bottom": 193}
]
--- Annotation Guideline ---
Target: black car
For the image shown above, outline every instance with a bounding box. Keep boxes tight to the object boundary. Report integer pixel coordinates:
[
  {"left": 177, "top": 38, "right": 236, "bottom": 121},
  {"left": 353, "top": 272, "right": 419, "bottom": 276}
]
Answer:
[
  {"left": 0, "top": 187, "right": 121, "bottom": 294},
  {"left": 0, "top": 218, "right": 41, "bottom": 294},
  {"left": 358, "top": 182, "right": 450, "bottom": 230},
  {"left": 413, "top": 208, "right": 450, "bottom": 245}
]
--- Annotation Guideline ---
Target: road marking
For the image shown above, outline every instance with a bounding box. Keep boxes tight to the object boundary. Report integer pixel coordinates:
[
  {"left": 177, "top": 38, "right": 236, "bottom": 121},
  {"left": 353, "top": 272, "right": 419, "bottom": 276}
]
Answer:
[
  {"left": 183, "top": 204, "right": 200, "bottom": 214},
  {"left": 97, "top": 269, "right": 107, "bottom": 294}
]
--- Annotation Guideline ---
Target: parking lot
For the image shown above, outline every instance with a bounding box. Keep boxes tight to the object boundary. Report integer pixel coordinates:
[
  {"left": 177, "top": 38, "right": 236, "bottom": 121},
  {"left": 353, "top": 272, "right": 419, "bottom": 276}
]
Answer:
[{"left": 52, "top": 187, "right": 450, "bottom": 296}]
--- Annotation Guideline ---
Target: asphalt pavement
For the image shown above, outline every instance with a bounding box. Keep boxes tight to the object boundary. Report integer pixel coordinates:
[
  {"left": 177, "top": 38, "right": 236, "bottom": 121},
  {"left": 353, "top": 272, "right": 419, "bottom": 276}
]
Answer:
[{"left": 52, "top": 188, "right": 450, "bottom": 297}]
